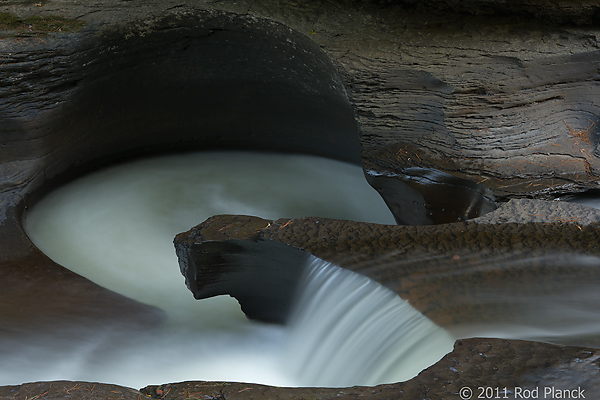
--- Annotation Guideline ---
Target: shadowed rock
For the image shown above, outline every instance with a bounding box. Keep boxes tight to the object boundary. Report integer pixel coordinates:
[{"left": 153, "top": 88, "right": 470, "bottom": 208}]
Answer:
[
  {"left": 365, "top": 167, "right": 497, "bottom": 224},
  {"left": 2, "top": 0, "right": 600, "bottom": 397},
  {"left": 0, "top": 7, "right": 362, "bottom": 374},
  {"left": 176, "top": 201, "right": 600, "bottom": 348},
  {"left": 174, "top": 216, "right": 311, "bottom": 323}
]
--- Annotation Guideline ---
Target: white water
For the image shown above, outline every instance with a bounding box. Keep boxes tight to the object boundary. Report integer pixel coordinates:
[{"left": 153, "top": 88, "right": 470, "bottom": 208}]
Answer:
[
  {"left": 19, "top": 151, "right": 453, "bottom": 388},
  {"left": 286, "top": 257, "right": 455, "bottom": 387}
]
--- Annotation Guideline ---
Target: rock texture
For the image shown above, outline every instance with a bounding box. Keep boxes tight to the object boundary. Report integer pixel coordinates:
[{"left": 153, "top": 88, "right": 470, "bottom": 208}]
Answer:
[
  {"left": 2, "top": 1, "right": 600, "bottom": 203},
  {"left": 0, "top": 6, "right": 362, "bottom": 386},
  {"left": 176, "top": 201, "right": 600, "bottom": 345},
  {"left": 174, "top": 215, "right": 311, "bottom": 324},
  {"left": 2, "top": 0, "right": 600, "bottom": 398}
]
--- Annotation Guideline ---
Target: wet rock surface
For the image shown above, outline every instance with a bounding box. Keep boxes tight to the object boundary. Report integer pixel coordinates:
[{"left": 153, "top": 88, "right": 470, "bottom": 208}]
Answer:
[
  {"left": 175, "top": 234, "right": 310, "bottom": 324},
  {"left": 177, "top": 202, "right": 600, "bottom": 343},
  {"left": 365, "top": 164, "right": 497, "bottom": 224},
  {"left": 2, "top": 0, "right": 600, "bottom": 203},
  {"left": 2, "top": 0, "right": 600, "bottom": 398}
]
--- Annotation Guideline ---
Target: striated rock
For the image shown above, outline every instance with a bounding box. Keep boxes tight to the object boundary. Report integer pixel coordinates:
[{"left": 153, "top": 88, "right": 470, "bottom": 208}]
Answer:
[
  {"left": 1, "top": 7, "right": 360, "bottom": 203},
  {"left": 0, "top": 6, "right": 362, "bottom": 379},
  {"left": 2, "top": 1, "right": 600, "bottom": 204},
  {"left": 1, "top": 0, "right": 600, "bottom": 222},
  {"left": 175, "top": 202, "right": 600, "bottom": 346},
  {"left": 2, "top": 0, "right": 600, "bottom": 398}
]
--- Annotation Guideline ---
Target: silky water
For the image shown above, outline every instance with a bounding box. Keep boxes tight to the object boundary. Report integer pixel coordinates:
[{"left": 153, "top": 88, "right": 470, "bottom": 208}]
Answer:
[{"left": 19, "top": 151, "right": 455, "bottom": 388}]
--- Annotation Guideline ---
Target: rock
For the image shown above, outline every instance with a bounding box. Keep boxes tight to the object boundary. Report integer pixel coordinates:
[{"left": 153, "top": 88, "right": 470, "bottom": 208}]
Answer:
[
  {"left": 174, "top": 216, "right": 310, "bottom": 323},
  {"left": 2, "top": 0, "right": 600, "bottom": 397},
  {"left": 175, "top": 203, "right": 600, "bottom": 347},
  {"left": 364, "top": 164, "right": 497, "bottom": 224},
  {"left": 0, "top": 5, "right": 363, "bottom": 380},
  {"left": 0, "top": 381, "right": 142, "bottom": 400}
]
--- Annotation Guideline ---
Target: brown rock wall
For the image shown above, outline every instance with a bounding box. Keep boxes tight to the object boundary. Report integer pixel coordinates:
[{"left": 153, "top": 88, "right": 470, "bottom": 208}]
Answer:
[
  {"left": 2, "top": 0, "right": 600, "bottom": 397},
  {"left": 179, "top": 204, "right": 600, "bottom": 338}
]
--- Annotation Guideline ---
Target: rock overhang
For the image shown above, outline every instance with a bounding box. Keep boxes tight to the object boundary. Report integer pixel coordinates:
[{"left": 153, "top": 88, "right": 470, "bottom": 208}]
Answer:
[
  {"left": 2, "top": 8, "right": 362, "bottom": 209},
  {"left": 2, "top": 0, "right": 600, "bottom": 398}
]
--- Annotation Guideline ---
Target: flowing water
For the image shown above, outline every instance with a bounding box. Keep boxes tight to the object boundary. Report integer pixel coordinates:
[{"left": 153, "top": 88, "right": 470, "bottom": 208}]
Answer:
[
  {"left": 17, "top": 151, "right": 456, "bottom": 388},
  {"left": 286, "top": 257, "right": 455, "bottom": 387},
  {"left": 350, "top": 246, "right": 600, "bottom": 349}
]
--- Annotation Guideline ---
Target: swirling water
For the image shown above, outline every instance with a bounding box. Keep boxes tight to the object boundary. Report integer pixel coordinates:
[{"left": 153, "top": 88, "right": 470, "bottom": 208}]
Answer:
[{"left": 17, "top": 151, "right": 455, "bottom": 388}]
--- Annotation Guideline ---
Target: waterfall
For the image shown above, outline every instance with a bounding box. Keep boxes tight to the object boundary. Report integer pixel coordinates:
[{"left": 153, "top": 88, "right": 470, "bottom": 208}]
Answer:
[
  {"left": 18, "top": 150, "right": 455, "bottom": 388},
  {"left": 284, "top": 256, "right": 455, "bottom": 387}
]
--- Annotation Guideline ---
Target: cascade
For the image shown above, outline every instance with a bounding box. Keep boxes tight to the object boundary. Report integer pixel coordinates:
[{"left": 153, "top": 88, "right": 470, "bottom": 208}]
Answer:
[
  {"left": 284, "top": 256, "right": 455, "bottom": 387},
  {"left": 18, "top": 150, "right": 455, "bottom": 388}
]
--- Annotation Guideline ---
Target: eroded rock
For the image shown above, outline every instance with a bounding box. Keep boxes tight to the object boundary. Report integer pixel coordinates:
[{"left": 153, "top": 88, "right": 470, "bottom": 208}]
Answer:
[
  {"left": 2, "top": 0, "right": 600, "bottom": 397},
  {"left": 174, "top": 220, "right": 310, "bottom": 324},
  {"left": 175, "top": 202, "right": 600, "bottom": 344}
]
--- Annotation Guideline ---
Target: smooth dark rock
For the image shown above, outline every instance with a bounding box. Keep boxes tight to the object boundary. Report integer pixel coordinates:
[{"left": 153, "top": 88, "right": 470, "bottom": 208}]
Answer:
[
  {"left": 174, "top": 216, "right": 311, "bottom": 323},
  {"left": 1, "top": 8, "right": 360, "bottom": 208},
  {"left": 362, "top": 142, "right": 498, "bottom": 224},
  {"left": 176, "top": 204, "right": 600, "bottom": 342},
  {"left": 365, "top": 167, "right": 497, "bottom": 224},
  {"left": 2, "top": 0, "right": 600, "bottom": 398}
]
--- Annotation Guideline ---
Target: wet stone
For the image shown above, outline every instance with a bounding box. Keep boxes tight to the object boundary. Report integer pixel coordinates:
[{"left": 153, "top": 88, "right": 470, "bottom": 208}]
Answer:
[{"left": 2, "top": 0, "right": 600, "bottom": 397}]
